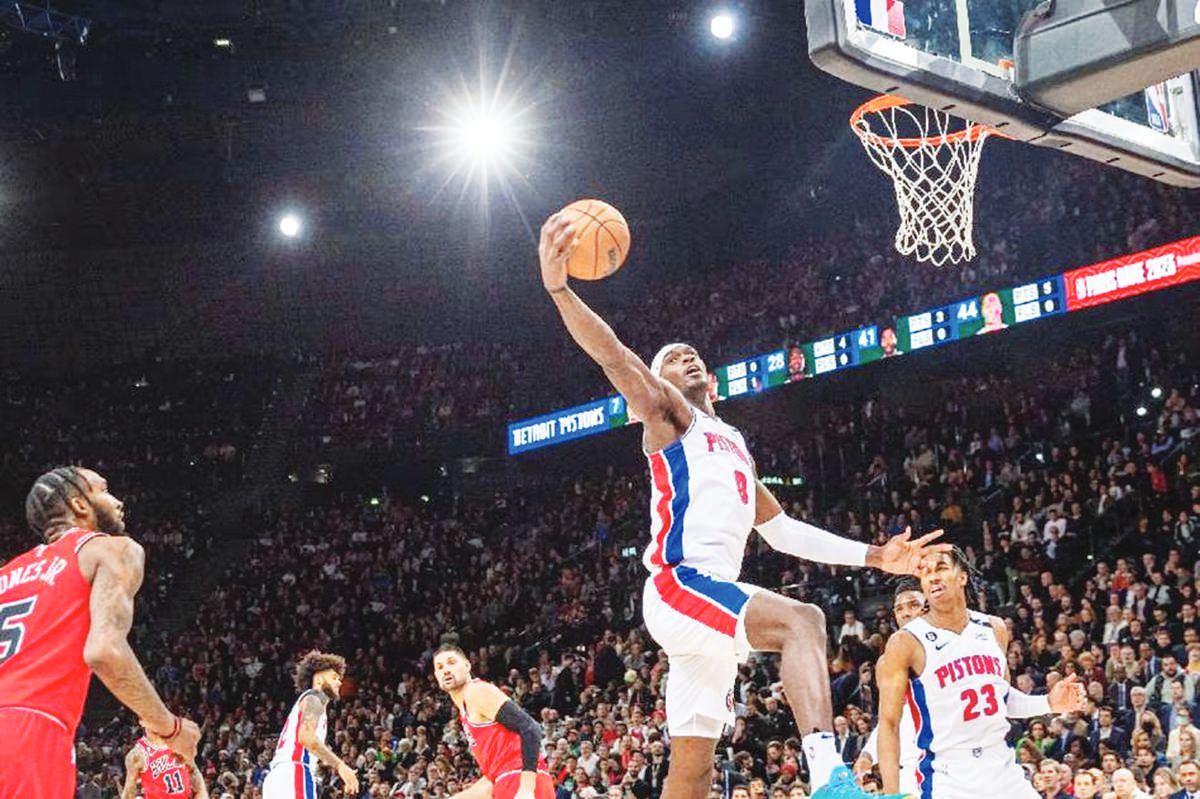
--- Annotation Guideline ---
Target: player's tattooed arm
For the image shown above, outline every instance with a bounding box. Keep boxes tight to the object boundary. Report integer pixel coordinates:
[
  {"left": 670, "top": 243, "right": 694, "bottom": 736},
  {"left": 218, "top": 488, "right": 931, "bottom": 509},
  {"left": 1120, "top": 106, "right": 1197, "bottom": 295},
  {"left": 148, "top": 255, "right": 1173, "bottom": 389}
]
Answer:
[
  {"left": 80, "top": 537, "right": 174, "bottom": 733},
  {"left": 298, "top": 692, "right": 359, "bottom": 794},
  {"left": 121, "top": 746, "right": 145, "bottom": 799},
  {"left": 190, "top": 762, "right": 210, "bottom": 799},
  {"left": 298, "top": 692, "right": 339, "bottom": 767}
]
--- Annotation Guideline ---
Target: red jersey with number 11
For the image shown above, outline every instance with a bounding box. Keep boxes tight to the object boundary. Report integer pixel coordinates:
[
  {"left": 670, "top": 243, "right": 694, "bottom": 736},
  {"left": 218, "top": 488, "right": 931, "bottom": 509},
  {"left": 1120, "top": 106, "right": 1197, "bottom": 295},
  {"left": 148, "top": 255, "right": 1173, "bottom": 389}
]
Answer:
[
  {"left": 0, "top": 527, "right": 106, "bottom": 735},
  {"left": 137, "top": 736, "right": 193, "bottom": 798}
]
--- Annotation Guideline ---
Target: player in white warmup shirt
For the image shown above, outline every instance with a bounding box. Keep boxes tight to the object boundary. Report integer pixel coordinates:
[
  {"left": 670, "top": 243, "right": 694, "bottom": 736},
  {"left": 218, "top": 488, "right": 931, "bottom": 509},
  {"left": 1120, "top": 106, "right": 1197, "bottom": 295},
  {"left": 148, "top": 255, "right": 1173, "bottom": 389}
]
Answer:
[
  {"left": 875, "top": 550, "right": 1085, "bottom": 799},
  {"left": 538, "top": 212, "right": 951, "bottom": 799},
  {"left": 263, "top": 650, "right": 359, "bottom": 799},
  {"left": 857, "top": 578, "right": 1079, "bottom": 795}
]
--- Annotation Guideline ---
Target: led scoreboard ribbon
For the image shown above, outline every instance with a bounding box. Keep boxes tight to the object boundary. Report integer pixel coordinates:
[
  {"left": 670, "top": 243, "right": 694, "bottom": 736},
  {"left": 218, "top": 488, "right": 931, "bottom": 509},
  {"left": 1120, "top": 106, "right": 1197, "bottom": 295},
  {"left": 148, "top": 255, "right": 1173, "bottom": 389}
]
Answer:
[
  {"left": 507, "top": 235, "right": 1200, "bottom": 454},
  {"left": 895, "top": 276, "right": 1068, "bottom": 354}
]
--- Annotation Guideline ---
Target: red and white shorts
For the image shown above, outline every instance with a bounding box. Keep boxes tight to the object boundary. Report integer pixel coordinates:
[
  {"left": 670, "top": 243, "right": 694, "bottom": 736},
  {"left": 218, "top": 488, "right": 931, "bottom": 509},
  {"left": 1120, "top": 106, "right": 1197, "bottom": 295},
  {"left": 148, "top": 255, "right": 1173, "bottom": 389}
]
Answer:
[
  {"left": 0, "top": 707, "right": 76, "bottom": 799},
  {"left": 642, "top": 568, "right": 761, "bottom": 739}
]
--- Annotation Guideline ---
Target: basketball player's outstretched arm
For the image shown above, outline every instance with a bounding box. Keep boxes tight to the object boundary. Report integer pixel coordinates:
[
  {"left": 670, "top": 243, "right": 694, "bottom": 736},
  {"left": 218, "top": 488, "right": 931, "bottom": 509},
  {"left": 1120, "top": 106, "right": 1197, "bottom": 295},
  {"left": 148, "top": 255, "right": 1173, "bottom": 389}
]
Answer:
[
  {"left": 753, "top": 480, "right": 951, "bottom": 574},
  {"left": 538, "top": 213, "right": 691, "bottom": 438},
  {"left": 120, "top": 747, "right": 144, "bottom": 799},
  {"left": 79, "top": 536, "right": 201, "bottom": 762},
  {"left": 987, "top": 617, "right": 1086, "bottom": 716},
  {"left": 876, "top": 632, "right": 922, "bottom": 795},
  {"left": 298, "top": 693, "right": 359, "bottom": 795}
]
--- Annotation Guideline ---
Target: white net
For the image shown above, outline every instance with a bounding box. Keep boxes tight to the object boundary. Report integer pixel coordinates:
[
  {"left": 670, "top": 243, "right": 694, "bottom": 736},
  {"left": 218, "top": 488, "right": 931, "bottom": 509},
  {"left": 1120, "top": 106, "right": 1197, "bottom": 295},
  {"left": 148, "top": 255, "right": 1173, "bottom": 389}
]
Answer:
[{"left": 851, "top": 98, "right": 992, "bottom": 267}]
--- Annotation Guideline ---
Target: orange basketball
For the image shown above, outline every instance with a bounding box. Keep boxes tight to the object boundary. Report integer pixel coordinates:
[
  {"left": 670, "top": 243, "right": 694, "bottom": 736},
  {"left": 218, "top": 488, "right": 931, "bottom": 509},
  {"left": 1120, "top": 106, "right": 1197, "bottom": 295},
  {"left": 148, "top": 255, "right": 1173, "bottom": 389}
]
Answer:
[{"left": 560, "top": 199, "right": 631, "bottom": 281}]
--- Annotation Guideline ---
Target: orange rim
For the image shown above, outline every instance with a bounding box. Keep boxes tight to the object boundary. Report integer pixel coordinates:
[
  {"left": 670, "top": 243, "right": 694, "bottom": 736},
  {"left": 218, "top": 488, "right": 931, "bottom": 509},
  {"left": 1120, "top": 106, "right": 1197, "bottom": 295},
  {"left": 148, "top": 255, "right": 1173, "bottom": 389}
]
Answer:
[{"left": 849, "top": 94, "right": 1001, "bottom": 148}]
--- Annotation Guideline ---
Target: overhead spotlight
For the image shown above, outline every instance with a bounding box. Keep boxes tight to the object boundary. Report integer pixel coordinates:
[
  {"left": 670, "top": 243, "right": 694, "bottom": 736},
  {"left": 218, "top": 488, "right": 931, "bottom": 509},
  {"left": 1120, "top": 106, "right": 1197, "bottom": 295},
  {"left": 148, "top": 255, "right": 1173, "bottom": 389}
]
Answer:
[
  {"left": 1150, "top": 386, "right": 1163, "bottom": 399},
  {"left": 710, "top": 12, "right": 735, "bottom": 40},
  {"left": 447, "top": 103, "right": 518, "bottom": 169},
  {"left": 278, "top": 213, "right": 303, "bottom": 238},
  {"left": 1135, "top": 405, "right": 1149, "bottom": 417},
  {"left": 425, "top": 76, "right": 536, "bottom": 207},
  {"left": 247, "top": 85, "right": 267, "bottom": 104},
  {"left": 213, "top": 37, "right": 233, "bottom": 49}
]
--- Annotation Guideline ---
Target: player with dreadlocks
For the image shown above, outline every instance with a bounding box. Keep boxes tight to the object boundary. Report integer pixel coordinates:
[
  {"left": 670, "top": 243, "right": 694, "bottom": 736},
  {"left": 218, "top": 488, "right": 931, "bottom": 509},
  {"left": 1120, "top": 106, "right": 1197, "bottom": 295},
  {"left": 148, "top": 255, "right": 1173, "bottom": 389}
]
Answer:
[
  {"left": 856, "top": 575, "right": 1073, "bottom": 793},
  {"left": 0, "top": 467, "right": 201, "bottom": 799},
  {"left": 875, "top": 547, "right": 1086, "bottom": 799}
]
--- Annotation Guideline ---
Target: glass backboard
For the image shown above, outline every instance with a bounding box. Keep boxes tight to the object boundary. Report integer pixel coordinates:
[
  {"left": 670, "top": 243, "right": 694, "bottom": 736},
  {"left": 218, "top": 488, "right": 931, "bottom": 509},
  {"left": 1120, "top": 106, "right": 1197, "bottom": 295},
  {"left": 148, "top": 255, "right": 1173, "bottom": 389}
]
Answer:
[{"left": 808, "top": 0, "right": 1200, "bottom": 187}]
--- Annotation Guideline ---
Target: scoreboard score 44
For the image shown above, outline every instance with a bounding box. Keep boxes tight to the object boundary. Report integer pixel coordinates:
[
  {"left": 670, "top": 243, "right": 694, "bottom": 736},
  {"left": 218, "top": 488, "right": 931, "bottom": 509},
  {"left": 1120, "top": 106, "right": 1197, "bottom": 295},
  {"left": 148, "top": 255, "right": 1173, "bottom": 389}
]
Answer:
[{"left": 896, "top": 276, "right": 1067, "bottom": 354}]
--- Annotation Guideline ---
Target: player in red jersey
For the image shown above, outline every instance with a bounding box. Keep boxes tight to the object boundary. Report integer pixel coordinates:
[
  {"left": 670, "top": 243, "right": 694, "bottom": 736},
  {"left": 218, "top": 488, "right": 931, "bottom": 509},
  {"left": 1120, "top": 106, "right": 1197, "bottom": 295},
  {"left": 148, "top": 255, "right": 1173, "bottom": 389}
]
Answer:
[
  {"left": 434, "top": 644, "right": 554, "bottom": 799},
  {"left": 122, "top": 724, "right": 210, "bottom": 799},
  {"left": 0, "top": 466, "right": 201, "bottom": 799}
]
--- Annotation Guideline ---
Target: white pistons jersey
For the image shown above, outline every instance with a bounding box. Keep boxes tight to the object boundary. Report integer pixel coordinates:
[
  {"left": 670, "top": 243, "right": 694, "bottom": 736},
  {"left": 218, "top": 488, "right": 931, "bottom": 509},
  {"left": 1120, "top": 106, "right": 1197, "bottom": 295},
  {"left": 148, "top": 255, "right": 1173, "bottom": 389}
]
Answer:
[
  {"left": 270, "top": 689, "right": 329, "bottom": 773},
  {"left": 643, "top": 407, "right": 756, "bottom": 581},
  {"left": 902, "top": 612, "right": 1010, "bottom": 762}
]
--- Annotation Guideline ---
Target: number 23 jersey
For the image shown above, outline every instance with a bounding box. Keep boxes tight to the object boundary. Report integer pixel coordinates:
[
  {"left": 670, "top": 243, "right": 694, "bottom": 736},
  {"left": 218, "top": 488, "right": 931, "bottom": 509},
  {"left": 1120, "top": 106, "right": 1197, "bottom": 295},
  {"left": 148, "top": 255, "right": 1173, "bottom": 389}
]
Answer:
[{"left": 901, "top": 611, "right": 1010, "bottom": 756}]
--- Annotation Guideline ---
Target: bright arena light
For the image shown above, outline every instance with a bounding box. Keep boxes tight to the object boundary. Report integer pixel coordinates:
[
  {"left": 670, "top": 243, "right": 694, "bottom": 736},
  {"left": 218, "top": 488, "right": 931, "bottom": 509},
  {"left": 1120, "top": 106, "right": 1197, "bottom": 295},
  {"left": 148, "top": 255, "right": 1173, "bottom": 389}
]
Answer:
[
  {"left": 448, "top": 104, "right": 518, "bottom": 168},
  {"left": 710, "top": 13, "right": 735, "bottom": 40},
  {"left": 422, "top": 69, "right": 538, "bottom": 211},
  {"left": 278, "top": 213, "right": 302, "bottom": 238}
]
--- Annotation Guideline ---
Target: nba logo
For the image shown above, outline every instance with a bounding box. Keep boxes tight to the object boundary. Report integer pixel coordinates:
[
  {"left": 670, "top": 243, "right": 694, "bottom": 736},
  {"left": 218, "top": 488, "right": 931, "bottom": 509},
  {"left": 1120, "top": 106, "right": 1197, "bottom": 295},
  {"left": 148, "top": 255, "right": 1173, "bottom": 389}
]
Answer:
[{"left": 1145, "top": 83, "right": 1171, "bottom": 133}]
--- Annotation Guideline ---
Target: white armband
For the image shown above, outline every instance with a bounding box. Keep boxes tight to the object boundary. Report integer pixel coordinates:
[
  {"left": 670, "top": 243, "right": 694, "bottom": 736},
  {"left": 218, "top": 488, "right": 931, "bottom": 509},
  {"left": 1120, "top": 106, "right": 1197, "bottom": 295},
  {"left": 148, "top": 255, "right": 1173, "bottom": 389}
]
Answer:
[
  {"left": 754, "top": 513, "right": 868, "bottom": 567},
  {"left": 1006, "top": 689, "right": 1051, "bottom": 718}
]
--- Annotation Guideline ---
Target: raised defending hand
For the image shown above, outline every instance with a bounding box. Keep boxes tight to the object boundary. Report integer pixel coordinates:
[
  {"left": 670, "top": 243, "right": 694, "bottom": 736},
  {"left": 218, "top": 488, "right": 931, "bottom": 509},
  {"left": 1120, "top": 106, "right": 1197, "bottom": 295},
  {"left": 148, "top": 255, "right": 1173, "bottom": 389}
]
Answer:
[
  {"left": 1048, "top": 674, "right": 1087, "bottom": 714},
  {"left": 874, "top": 527, "right": 953, "bottom": 575},
  {"left": 539, "top": 213, "right": 578, "bottom": 293}
]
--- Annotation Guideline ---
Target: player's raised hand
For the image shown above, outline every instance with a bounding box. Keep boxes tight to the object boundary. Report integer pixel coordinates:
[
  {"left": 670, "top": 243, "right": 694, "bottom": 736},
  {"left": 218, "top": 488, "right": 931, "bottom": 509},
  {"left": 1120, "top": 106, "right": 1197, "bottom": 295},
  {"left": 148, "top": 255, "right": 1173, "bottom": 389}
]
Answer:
[
  {"left": 539, "top": 212, "right": 578, "bottom": 293},
  {"left": 1048, "top": 674, "right": 1087, "bottom": 714},
  {"left": 874, "top": 527, "right": 952, "bottom": 575}
]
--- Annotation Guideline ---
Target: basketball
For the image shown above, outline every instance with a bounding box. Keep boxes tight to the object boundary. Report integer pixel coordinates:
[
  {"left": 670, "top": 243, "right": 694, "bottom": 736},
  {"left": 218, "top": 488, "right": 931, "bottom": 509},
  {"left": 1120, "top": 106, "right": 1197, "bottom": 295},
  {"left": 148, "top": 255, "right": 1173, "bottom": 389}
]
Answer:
[{"left": 560, "top": 199, "right": 631, "bottom": 281}]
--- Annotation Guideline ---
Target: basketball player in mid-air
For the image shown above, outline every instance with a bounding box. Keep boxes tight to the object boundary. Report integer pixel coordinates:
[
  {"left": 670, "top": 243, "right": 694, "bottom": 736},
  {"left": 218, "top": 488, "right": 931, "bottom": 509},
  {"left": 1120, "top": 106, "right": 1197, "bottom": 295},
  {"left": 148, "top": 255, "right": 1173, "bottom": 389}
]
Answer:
[
  {"left": 538, "top": 212, "right": 951, "bottom": 799},
  {"left": 434, "top": 644, "right": 554, "bottom": 799},
  {"left": 856, "top": 578, "right": 1077, "bottom": 793},
  {"left": 263, "top": 650, "right": 359, "bottom": 799},
  {"left": 0, "top": 467, "right": 201, "bottom": 799},
  {"left": 122, "top": 723, "right": 210, "bottom": 799},
  {"left": 875, "top": 549, "right": 1086, "bottom": 799}
]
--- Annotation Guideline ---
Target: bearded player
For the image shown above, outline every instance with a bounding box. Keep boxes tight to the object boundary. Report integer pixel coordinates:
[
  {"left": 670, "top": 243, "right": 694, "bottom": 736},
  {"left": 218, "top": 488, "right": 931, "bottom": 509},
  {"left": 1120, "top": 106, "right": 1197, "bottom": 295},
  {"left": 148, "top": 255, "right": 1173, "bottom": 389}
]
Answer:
[
  {"left": 0, "top": 467, "right": 200, "bottom": 799},
  {"left": 538, "top": 212, "right": 950, "bottom": 799},
  {"left": 434, "top": 644, "right": 553, "bottom": 799},
  {"left": 263, "top": 650, "right": 359, "bottom": 798},
  {"left": 122, "top": 723, "right": 210, "bottom": 799},
  {"left": 875, "top": 549, "right": 1086, "bottom": 799}
]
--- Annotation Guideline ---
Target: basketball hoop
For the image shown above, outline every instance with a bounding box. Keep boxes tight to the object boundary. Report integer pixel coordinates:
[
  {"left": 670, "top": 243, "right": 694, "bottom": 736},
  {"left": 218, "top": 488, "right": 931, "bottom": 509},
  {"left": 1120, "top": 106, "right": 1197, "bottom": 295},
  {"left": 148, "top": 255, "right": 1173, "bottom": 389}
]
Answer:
[{"left": 850, "top": 95, "right": 1000, "bottom": 267}]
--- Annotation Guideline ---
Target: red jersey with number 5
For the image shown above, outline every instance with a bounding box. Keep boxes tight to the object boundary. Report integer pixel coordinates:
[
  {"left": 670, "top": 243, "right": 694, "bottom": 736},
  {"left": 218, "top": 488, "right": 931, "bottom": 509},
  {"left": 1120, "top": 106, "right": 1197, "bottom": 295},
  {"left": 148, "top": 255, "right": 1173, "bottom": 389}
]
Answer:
[
  {"left": 460, "top": 680, "right": 549, "bottom": 781},
  {"left": 0, "top": 527, "right": 107, "bottom": 734},
  {"left": 137, "top": 736, "right": 192, "bottom": 798}
]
